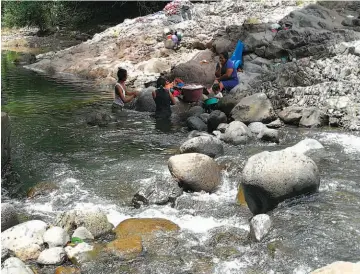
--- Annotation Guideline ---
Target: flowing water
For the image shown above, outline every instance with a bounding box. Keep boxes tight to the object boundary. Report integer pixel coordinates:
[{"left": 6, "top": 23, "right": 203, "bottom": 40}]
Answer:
[{"left": 2, "top": 50, "right": 360, "bottom": 273}]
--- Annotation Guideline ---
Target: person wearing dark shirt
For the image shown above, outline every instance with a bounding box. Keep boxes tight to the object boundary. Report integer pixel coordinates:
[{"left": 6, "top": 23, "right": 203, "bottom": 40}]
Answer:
[{"left": 152, "top": 77, "right": 177, "bottom": 119}]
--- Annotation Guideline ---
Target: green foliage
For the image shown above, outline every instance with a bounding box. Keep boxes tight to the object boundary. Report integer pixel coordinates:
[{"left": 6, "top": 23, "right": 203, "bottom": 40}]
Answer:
[
  {"left": 296, "top": 0, "right": 304, "bottom": 6},
  {"left": 1, "top": 1, "right": 168, "bottom": 32},
  {"left": 245, "top": 17, "right": 260, "bottom": 24}
]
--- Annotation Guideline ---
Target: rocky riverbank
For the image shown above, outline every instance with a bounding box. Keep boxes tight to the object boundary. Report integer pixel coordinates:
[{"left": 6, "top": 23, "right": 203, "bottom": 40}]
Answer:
[{"left": 24, "top": 0, "right": 360, "bottom": 130}]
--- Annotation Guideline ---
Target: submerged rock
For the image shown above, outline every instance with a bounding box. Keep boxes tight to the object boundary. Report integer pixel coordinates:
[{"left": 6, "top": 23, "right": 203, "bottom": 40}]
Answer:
[
  {"left": 168, "top": 153, "right": 221, "bottom": 192},
  {"left": 114, "top": 218, "right": 180, "bottom": 239},
  {"left": 86, "top": 111, "right": 112, "bottom": 127},
  {"left": 55, "top": 266, "right": 81, "bottom": 274},
  {"left": 250, "top": 214, "right": 272, "bottom": 242},
  {"left": 242, "top": 150, "right": 320, "bottom": 214},
  {"left": 27, "top": 182, "right": 59, "bottom": 199},
  {"left": 285, "top": 138, "right": 324, "bottom": 156},
  {"left": 132, "top": 177, "right": 183, "bottom": 208},
  {"left": 180, "top": 135, "right": 224, "bottom": 158},
  {"left": 105, "top": 235, "right": 143, "bottom": 260}
]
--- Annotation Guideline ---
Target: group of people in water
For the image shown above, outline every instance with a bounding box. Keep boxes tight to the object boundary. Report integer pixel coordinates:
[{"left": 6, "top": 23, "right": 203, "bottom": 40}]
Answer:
[{"left": 112, "top": 51, "right": 239, "bottom": 122}]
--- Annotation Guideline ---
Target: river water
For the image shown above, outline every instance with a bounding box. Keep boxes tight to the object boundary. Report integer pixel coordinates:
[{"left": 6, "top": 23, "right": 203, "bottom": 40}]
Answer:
[{"left": 2, "top": 50, "right": 360, "bottom": 273}]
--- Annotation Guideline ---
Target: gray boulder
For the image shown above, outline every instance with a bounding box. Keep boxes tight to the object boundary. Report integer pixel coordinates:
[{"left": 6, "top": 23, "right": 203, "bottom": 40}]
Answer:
[
  {"left": 170, "top": 49, "right": 216, "bottom": 87},
  {"left": 168, "top": 153, "right": 221, "bottom": 193},
  {"left": 180, "top": 135, "right": 224, "bottom": 158},
  {"left": 285, "top": 138, "right": 324, "bottom": 156},
  {"left": 199, "top": 113, "right": 210, "bottom": 124},
  {"left": 250, "top": 214, "right": 271, "bottom": 242},
  {"left": 217, "top": 123, "right": 229, "bottom": 133},
  {"left": 207, "top": 110, "right": 227, "bottom": 133},
  {"left": 55, "top": 209, "right": 113, "bottom": 238},
  {"left": 212, "top": 38, "right": 232, "bottom": 54},
  {"left": 278, "top": 106, "right": 304, "bottom": 125},
  {"left": 231, "top": 93, "right": 276, "bottom": 124},
  {"left": 299, "top": 107, "right": 329, "bottom": 127},
  {"left": 1, "top": 246, "right": 10, "bottom": 263},
  {"left": 43, "top": 227, "right": 70, "bottom": 247},
  {"left": 1, "top": 203, "right": 19, "bottom": 232},
  {"left": 1, "top": 257, "right": 34, "bottom": 274},
  {"left": 132, "top": 177, "right": 183, "bottom": 208},
  {"left": 186, "top": 116, "right": 207, "bottom": 131},
  {"left": 64, "top": 242, "right": 93, "bottom": 265},
  {"left": 242, "top": 150, "right": 320, "bottom": 214},
  {"left": 221, "top": 121, "right": 252, "bottom": 145},
  {"left": 37, "top": 247, "right": 66, "bottom": 265},
  {"left": 188, "top": 106, "right": 205, "bottom": 117},
  {"left": 135, "top": 87, "right": 156, "bottom": 112}
]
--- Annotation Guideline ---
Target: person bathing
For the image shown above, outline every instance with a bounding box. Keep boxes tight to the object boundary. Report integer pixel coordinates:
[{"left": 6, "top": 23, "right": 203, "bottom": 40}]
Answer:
[
  {"left": 152, "top": 76, "right": 177, "bottom": 119},
  {"left": 112, "top": 67, "right": 139, "bottom": 113},
  {"left": 214, "top": 51, "right": 239, "bottom": 93}
]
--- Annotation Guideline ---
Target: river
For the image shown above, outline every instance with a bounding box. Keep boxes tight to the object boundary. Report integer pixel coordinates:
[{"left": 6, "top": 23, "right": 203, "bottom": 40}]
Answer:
[{"left": 2, "top": 50, "right": 360, "bottom": 273}]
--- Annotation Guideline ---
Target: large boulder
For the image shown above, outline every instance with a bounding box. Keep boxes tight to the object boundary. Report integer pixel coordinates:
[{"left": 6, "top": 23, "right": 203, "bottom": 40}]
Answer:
[
  {"left": 221, "top": 121, "right": 252, "bottom": 145},
  {"left": 311, "top": 261, "right": 360, "bottom": 274},
  {"left": 2, "top": 220, "right": 48, "bottom": 261},
  {"left": 231, "top": 93, "right": 276, "bottom": 124},
  {"left": 299, "top": 107, "right": 329, "bottom": 127},
  {"left": 168, "top": 153, "right": 221, "bottom": 193},
  {"left": 241, "top": 150, "right": 320, "bottom": 214},
  {"left": 55, "top": 209, "right": 113, "bottom": 238},
  {"left": 1, "top": 257, "right": 34, "bottom": 274},
  {"left": 105, "top": 235, "right": 143, "bottom": 260},
  {"left": 170, "top": 49, "right": 216, "bottom": 87},
  {"left": 180, "top": 135, "right": 224, "bottom": 158},
  {"left": 1, "top": 203, "right": 19, "bottom": 232},
  {"left": 135, "top": 87, "right": 156, "bottom": 112},
  {"left": 207, "top": 110, "right": 227, "bottom": 133}
]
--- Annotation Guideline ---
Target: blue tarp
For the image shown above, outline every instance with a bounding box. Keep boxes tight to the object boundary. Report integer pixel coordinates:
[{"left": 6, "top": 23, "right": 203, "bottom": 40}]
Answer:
[{"left": 230, "top": 40, "right": 244, "bottom": 70}]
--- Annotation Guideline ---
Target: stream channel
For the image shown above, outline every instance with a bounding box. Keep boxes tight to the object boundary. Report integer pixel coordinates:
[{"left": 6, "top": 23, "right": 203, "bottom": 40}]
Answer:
[{"left": 2, "top": 50, "right": 360, "bottom": 273}]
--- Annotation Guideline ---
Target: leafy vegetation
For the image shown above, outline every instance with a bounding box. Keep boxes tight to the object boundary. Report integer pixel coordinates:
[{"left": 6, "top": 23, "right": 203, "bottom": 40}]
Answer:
[{"left": 1, "top": 1, "right": 168, "bottom": 33}]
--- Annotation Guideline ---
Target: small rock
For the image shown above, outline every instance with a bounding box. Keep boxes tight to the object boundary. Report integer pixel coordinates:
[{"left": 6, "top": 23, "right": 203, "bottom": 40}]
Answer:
[
  {"left": 37, "top": 247, "right": 66, "bottom": 265},
  {"left": 207, "top": 110, "right": 227, "bottom": 133},
  {"left": 266, "top": 118, "right": 283, "bottom": 128},
  {"left": 72, "top": 227, "right": 94, "bottom": 241},
  {"left": 1, "top": 203, "right": 19, "bottom": 232},
  {"left": 299, "top": 107, "right": 328, "bottom": 128},
  {"left": 250, "top": 214, "right": 272, "bottom": 241},
  {"left": 1, "top": 257, "right": 34, "bottom": 274},
  {"left": 285, "top": 138, "right": 324, "bottom": 156},
  {"left": 278, "top": 106, "right": 303, "bottom": 125},
  {"left": 186, "top": 116, "right": 207, "bottom": 131},
  {"left": 43, "top": 227, "right": 70, "bottom": 247},
  {"left": 222, "top": 121, "right": 252, "bottom": 145},
  {"left": 55, "top": 266, "right": 81, "bottom": 274},
  {"left": 217, "top": 123, "right": 229, "bottom": 133},
  {"left": 64, "top": 242, "right": 93, "bottom": 264}
]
